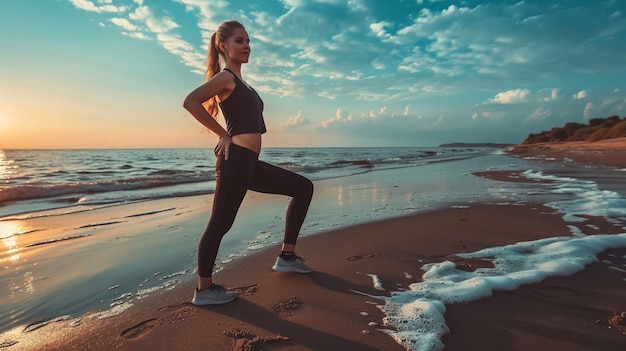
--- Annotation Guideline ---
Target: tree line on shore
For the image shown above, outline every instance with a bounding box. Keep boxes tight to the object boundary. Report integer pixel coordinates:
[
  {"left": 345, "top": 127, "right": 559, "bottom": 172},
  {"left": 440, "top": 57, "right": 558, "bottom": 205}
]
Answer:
[{"left": 523, "top": 116, "right": 626, "bottom": 145}]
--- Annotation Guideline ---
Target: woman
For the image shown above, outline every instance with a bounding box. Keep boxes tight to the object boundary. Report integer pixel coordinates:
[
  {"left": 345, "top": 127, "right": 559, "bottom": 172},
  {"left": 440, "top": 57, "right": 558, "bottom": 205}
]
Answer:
[{"left": 183, "top": 20, "right": 314, "bottom": 305}]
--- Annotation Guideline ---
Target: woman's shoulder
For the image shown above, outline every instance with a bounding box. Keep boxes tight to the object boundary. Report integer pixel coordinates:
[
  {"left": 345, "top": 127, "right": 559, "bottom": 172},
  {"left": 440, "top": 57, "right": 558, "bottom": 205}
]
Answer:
[
  {"left": 212, "top": 69, "right": 236, "bottom": 81},
  {"left": 221, "top": 68, "right": 242, "bottom": 83},
  {"left": 206, "top": 70, "right": 236, "bottom": 89}
]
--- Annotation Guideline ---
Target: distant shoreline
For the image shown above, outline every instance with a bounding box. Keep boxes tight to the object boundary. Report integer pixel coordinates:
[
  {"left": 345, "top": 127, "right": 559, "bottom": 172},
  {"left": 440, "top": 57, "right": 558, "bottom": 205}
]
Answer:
[
  {"left": 510, "top": 136, "right": 626, "bottom": 150},
  {"left": 439, "top": 142, "right": 513, "bottom": 148}
]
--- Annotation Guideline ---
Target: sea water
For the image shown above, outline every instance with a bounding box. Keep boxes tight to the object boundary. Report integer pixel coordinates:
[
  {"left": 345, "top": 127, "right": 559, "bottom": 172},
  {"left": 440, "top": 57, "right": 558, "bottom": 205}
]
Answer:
[
  {"left": 0, "top": 147, "right": 488, "bottom": 217},
  {"left": 1, "top": 147, "right": 625, "bottom": 351}
]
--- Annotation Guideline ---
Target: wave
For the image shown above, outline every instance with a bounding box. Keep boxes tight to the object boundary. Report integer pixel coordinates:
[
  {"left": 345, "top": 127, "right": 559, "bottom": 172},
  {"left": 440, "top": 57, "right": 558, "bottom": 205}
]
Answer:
[
  {"left": 329, "top": 159, "right": 373, "bottom": 166},
  {"left": 0, "top": 173, "right": 215, "bottom": 204},
  {"left": 76, "top": 170, "right": 116, "bottom": 175},
  {"left": 327, "top": 150, "right": 440, "bottom": 167},
  {"left": 26, "top": 234, "right": 93, "bottom": 248},
  {"left": 122, "top": 207, "right": 176, "bottom": 218},
  {"left": 277, "top": 161, "right": 303, "bottom": 168}
]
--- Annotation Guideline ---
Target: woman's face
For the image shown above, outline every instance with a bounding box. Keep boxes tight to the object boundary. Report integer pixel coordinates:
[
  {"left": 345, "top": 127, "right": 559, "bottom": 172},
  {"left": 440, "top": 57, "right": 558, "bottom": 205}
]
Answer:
[{"left": 221, "top": 28, "right": 250, "bottom": 64}]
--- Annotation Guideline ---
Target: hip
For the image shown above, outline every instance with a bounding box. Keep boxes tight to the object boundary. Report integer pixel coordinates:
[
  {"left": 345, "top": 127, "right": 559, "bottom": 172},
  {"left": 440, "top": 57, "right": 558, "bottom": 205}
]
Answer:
[{"left": 231, "top": 133, "right": 261, "bottom": 154}]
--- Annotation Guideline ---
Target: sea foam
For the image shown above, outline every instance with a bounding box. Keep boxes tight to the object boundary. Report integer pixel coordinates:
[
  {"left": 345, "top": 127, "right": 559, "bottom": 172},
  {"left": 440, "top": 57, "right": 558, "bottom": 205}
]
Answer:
[
  {"left": 380, "top": 234, "right": 626, "bottom": 351},
  {"left": 379, "top": 169, "right": 626, "bottom": 351}
]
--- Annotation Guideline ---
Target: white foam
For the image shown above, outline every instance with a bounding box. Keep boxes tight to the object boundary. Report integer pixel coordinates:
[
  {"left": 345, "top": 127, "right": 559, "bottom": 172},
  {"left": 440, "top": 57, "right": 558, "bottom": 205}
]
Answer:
[
  {"left": 23, "top": 315, "right": 72, "bottom": 332},
  {"left": 380, "top": 234, "right": 626, "bottom": 351},
  {"left": 88, "top": 302, "right": 134, "bottom": 319},
  {"left": 247, "top": 243, "right": 268, "bottom": 251},
  {"left": 567, "top": 224, "right": 585, "bottom": 237},
  {"left": 379, "top": 298, "right": 448, "bottom": 351},
  {"left": 366, "top": 274, "right": 385, "bottom": 291},
  {"left": 255, "top": 230, "right": 272, "bottom": 240},
  {"left": 378, "top": 169, "right": 626, "bottom": 351},
  {"left": 161, "top": 270, "right": 187, "bottom": 279},
  {"left": 522, "top": 170, "right": 626, "bottom": 219},
  {"left": 136, "top": 286, "right": 162, "bottom": 296}
]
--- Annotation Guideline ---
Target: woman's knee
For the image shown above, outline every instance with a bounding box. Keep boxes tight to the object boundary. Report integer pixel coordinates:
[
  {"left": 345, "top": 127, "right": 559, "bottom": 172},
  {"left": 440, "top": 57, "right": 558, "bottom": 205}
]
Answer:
[
  {"left": 204, "top": 214, "right": 236, "bottom": 239},
  {"left": 299, "top": 178, "right": 314, "bottom": 200}
]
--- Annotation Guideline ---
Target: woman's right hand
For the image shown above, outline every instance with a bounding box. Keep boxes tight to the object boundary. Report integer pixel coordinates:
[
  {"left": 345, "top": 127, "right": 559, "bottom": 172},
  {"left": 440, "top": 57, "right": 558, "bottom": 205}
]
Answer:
[{"left": 214, "top": 135, "right": 232, "bottom": 160}]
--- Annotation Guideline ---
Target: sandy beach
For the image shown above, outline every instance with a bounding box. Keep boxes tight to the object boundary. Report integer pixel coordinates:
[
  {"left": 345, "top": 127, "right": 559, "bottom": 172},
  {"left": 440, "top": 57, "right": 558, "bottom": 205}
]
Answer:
[
  {"left": 2, "top": 140, "right": 626, "bottom": 351},
  {"left": 507, "top": 137, "right": 626, "bottom": 169}
]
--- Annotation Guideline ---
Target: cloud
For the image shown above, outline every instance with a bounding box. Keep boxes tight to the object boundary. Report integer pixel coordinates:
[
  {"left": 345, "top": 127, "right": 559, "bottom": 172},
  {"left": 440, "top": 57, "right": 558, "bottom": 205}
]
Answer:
[
  {"left": 321, "top": 108, "right": 352, "bottom": 128},
  {"left": 432, "top": 114, "right": 445, "bottom": 127},
  {"left": 486, "top": 89, "right": 531, "bottom": 104},
  {"left": 69, "top": 0, "right": 126, "bottom": 13},
  {"left": 574, "top": 90, "right": 588, "bottom": 99},
  {"left": 124, "top": 31, "right": 150, "bottom": 40},
  {"left": 280, "top": 111, "right": 309, "bottom": 129},
  {"left": 370, "top": 21, "right": 393, "bottom": 40},
  {"left": 110, "top": 18, "right": 137, "bottom": 31},
  {"left": 583, "top": 102, "right": 594, "bottom": 119},
  {"left": 80, "top": 1, "right": 206, "bottom": 74},
  {"left": 65, "top": 1, "right": 626, "bottom": 146},
  {"left": 527, "top": 107, "right": 552, "bottom": 122},
  {"left": 551, "top": 88, "right": 560, "bottom": 100},
  {"left": 71, "top": 1, "right": 626, "bottom": 105},
  {"left": 136, "top": 8, "right": 179, "bottom": 33}
]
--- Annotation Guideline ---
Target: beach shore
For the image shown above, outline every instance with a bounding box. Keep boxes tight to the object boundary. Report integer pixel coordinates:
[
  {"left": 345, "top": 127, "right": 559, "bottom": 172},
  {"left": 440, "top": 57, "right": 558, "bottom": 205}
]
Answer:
[
  {"left": 4, "top": 139, "right": 626, "bottom": 351},
  {"left": 506, "top": 137, "right": 626, "bottom": 168}
]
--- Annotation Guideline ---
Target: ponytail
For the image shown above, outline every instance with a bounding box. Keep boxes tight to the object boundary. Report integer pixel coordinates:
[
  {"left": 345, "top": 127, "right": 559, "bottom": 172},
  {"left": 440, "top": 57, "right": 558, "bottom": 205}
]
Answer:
[
  {"left": 203, "top": 21, "right": 246, "bottom": 119},
  {"left": 204, "top": 33, "right": 221, "bottom": 118}
]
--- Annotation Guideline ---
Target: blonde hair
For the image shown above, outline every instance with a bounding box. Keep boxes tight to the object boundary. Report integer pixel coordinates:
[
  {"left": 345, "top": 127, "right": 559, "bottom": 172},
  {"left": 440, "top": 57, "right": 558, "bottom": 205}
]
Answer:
[{"left": 204, "top": 20, "right": 246, "bottom": 118}]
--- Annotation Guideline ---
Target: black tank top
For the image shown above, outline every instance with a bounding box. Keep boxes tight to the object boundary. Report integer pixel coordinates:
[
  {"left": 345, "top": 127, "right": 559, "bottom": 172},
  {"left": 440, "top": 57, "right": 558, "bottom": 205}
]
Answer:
[{"left": 219, "top": 68, "right": 267, "bottom": 136}]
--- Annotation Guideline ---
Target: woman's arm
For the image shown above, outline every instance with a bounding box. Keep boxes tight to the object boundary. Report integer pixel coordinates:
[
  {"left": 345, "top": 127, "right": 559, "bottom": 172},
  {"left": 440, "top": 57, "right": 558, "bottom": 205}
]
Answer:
[
  {"left": 183, "top": 71, "right": 236, "bottom": 159},
  {"left": 183, "top": 71, "right": 234, "bottom": 138}
]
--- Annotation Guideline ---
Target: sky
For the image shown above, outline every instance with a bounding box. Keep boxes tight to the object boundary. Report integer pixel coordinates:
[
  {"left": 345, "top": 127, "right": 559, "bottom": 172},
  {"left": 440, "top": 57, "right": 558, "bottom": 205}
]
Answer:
[{"left": 1, "top": 0, "right": 625, "bottom": 149}]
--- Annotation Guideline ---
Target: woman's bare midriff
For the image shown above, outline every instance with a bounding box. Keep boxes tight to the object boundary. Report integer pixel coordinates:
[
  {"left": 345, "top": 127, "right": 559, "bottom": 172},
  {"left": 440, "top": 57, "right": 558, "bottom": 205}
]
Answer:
[{"left": 232, "top": 133, "right": 262, "bottom": 154}]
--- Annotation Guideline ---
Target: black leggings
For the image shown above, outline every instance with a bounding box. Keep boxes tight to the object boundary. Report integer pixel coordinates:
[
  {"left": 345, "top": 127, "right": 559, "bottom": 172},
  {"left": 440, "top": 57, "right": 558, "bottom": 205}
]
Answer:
[{"left": 197, "top": 143, "right": 314, "bottom": 278}]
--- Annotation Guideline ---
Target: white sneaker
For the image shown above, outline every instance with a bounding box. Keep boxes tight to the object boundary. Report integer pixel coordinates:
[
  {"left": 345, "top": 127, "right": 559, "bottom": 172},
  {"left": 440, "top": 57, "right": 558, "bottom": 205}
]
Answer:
[
  {"left": 272, "top": 256, "right": 314, "bottom": 273},
  {"left": 192, "top": 284, "right": 237, "bottom": 305}
]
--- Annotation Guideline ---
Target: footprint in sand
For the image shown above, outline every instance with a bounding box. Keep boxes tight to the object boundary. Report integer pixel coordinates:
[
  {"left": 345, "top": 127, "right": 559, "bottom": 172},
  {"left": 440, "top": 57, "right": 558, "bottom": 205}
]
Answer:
[
  {"left": 120, "top": 318, "right": 158, "bottom": 339},
  {"left": 347, "top": 253, "right": 375, "bottom": 261},
  {"left": 158, "top": 305, "right": 197, "bottom": 324},
  {"left": 532, "top": 285, "right": 582, "bottom": 298},
  {"left": 232, "top": 284, "right": 258, "bottom": 296},
  {"left": 225, "top": 329, "right": 290, "bottom": 350},
  {"left": 273, "top": 296, "right": 301, "bottom": 317}
]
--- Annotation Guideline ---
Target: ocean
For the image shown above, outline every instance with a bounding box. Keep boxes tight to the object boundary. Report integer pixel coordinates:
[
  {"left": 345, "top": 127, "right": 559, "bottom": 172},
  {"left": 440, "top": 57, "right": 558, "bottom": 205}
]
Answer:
[
  {"left": 0, "top": 147, "right": 487, "bottom": 218},
  {"left": 2, "top": 146, "right": 625, "bottom": 350}
]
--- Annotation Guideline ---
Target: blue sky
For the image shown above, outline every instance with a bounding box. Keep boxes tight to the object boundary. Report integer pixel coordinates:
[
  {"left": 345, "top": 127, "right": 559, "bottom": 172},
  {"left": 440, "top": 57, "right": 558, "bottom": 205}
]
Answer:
[{"left": 1, "top": 0, "right": 625, "bottom": 148}]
